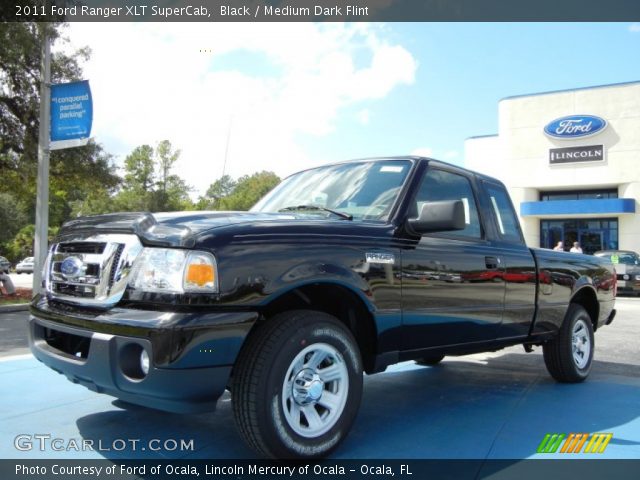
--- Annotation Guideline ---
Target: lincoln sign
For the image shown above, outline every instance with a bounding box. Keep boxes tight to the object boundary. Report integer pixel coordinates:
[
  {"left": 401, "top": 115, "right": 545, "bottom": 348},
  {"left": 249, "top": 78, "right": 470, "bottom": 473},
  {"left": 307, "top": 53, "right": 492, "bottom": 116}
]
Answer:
[{"left": 549, "top": 145, "right": 604, "bottom": 164}]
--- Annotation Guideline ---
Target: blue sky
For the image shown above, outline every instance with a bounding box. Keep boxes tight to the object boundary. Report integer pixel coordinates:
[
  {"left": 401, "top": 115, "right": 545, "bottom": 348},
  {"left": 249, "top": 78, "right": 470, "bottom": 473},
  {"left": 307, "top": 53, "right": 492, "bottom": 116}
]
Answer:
[
  {"left": 300, "top": 23, "right": 640, "bottom": 167},
  {"left": 67, "top": 22, "right": 640, "bottom": 195}
]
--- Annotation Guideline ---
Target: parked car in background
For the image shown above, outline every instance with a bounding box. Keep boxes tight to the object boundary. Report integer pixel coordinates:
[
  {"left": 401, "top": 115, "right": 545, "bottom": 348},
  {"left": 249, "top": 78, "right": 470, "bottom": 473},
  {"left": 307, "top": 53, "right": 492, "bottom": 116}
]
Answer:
[
  {"left": 0, "top": 256, "right": 10, "bottom": 274},
  {"left": 16, "top": 257, "right": 35, "bottom": 274},
  {"left": 595, "top": 250, "right": 640, "bottom": 296}
]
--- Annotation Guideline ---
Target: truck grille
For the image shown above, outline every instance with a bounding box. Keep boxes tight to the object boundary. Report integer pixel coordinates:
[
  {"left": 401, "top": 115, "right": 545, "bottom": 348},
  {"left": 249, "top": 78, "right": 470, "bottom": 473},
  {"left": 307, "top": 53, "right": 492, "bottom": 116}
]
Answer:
[{"left": 45, "top": 234, "right": 143, "bottom": 307}]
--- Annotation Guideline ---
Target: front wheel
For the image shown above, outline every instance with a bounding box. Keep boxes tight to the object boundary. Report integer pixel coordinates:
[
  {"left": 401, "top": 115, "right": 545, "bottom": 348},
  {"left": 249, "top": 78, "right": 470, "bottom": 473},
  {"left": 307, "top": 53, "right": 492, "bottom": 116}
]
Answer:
[
  {"left": 231, "top": 310, "right": 363, "bottom": 459},
  {"left": 543, "top": 304, "right": 594, "bottom": 383}
]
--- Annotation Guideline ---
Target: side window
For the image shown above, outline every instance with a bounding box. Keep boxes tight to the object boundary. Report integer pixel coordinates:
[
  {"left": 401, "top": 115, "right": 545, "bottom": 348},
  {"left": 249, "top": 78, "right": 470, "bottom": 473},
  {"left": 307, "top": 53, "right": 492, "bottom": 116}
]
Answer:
[
  {"left": 485, "top": 182, "right": 523, "bottom": 243},
  {"left": 414, "top": 169, "right": 481, "bottom": 238}
]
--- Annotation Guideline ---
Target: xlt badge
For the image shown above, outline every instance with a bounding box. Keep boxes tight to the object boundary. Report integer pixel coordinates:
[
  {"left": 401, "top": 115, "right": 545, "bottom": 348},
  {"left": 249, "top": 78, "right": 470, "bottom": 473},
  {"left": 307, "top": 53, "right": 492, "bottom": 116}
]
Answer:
[{"left": 365, "top": 252, "right": 395, "bottom": 265}]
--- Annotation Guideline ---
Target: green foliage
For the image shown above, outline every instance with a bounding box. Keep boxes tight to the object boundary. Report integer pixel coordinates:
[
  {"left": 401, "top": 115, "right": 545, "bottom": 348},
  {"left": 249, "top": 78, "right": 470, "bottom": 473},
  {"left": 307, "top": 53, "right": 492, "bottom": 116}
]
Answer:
[
  {"left": 0, "top": 22, "right": 280, "bottom": 261},
  {"left": 156, "top": 140, "right": 180, "bottom": 192},
  {"left": 199, "top": 175, "right": 237, "bottom": 210},
  {"left": 68, "top": 188, "right": 117, "bottom": 218},
  {"left": 203, "top": 171, "right": 280, "bottom": 211},
  {"left": 114, "top": 140, "right": 193, "bottom": 212},
  {"left": 151, "top": 140, "right": 191, "bottom": 211},
  {"left": 0, "top": 22, "right": 119, "bottom": 231},
  {"left": 123, "top": 145, "right": 155, "bottom": 192},
  {"left": 118, "top": 144, "right": 155, "bottom": 211},
  {"left": 2, "top": 224, "right": 58, "bottom": 263},
  {"left": 0, "top": 193, "right": 28, "bottom": 244}
]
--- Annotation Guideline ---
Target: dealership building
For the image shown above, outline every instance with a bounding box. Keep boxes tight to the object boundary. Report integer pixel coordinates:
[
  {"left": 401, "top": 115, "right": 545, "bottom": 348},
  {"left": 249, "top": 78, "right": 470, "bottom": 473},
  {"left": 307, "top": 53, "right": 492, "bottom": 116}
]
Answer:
[{"left": 465, "top": 80, "right": 640, "bottom": 255}]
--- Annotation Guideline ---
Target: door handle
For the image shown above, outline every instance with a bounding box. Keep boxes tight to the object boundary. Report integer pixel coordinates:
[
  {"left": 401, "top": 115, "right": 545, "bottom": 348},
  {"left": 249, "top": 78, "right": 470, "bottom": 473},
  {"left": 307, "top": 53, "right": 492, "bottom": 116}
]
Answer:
[{"left": 485, "top": 256, "right": 500, "bottom": 270}]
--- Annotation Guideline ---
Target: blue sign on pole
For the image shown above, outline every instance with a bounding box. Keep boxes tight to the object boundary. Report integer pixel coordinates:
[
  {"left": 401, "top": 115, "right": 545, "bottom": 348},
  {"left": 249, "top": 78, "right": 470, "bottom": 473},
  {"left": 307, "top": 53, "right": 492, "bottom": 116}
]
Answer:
[{"left": 50, "top": 80, "right": 93, "bottom": 150}]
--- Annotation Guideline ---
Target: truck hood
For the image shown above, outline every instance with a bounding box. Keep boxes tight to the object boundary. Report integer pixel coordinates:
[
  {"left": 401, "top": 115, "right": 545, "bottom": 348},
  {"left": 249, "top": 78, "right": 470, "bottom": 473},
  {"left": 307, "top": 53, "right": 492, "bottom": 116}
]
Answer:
[{"left": 58, "top": 211, "right": 380, "bottom": 248}]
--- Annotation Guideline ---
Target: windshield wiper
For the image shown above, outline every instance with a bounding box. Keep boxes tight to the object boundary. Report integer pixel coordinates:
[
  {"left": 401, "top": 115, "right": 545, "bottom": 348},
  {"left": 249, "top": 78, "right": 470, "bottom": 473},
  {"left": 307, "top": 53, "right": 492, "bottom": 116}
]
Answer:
[{"left": 279, "top": 205, "right": 353, "bottom": 220}]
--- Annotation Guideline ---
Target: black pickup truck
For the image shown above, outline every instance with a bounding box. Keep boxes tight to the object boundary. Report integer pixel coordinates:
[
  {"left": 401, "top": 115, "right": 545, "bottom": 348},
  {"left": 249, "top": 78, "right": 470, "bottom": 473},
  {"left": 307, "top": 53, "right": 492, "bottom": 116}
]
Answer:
[{"left": 29, "top": 157, "right": 616, "bottom": 458}]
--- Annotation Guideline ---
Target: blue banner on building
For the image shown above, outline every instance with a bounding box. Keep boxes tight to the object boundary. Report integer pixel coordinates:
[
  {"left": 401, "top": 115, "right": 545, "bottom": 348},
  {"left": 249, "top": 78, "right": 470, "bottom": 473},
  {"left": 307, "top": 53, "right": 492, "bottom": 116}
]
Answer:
[{"left": 50, "top": 80, "right": 93, "bottom": 150}]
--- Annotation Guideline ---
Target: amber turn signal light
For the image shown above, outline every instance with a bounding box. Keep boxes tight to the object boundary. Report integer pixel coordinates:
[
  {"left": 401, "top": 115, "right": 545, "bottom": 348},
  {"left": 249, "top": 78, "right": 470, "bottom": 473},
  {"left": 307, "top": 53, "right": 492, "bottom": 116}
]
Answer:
[{"left": 186, "top": 263, "right": 215, "bottom": 287}]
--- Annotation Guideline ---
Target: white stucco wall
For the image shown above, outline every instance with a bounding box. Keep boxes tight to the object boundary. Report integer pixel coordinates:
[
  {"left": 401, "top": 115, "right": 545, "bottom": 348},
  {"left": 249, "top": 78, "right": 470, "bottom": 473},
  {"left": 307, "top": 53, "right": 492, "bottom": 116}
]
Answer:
[{"left": 466, "top": 81, "right": 640, "bottom": 252}]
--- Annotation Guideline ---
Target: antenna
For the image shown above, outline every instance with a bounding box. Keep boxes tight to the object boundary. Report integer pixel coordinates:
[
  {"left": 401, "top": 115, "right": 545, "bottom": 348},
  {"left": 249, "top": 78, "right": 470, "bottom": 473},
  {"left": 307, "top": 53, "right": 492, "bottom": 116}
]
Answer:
[{"left": 221, "top": 115, "right": 233, "bottom": 178}]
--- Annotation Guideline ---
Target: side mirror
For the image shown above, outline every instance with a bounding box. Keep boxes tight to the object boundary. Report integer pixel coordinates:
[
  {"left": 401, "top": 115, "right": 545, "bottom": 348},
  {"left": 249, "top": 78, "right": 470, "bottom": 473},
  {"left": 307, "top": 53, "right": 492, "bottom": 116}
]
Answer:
[{"left": 407, "top": 200, "right": 466, "bottom": 235}]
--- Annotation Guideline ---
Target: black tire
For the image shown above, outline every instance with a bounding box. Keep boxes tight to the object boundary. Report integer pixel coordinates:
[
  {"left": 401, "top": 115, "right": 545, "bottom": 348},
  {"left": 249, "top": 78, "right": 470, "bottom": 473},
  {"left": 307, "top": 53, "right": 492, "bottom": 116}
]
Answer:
[
  {"left": 543, "top": 304, "right": 594, "bottom": 383},
  {"left": 231, "top": 310, "right": 363, "bottom": 459},
  {"left": 416, "top": 354, "right": 445, "bottom": 366}
]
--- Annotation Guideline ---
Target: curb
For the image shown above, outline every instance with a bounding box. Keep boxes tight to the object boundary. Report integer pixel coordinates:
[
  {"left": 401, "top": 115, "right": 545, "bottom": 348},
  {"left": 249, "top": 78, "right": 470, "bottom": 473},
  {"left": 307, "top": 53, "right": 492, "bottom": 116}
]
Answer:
[{"left": 0, "top": 303, "right": 30, "bottom": 313}]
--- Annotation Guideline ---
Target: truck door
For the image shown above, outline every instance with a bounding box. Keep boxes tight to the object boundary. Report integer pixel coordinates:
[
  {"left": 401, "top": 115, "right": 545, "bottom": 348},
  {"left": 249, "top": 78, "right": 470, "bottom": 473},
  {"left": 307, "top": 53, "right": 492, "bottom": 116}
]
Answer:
[
  {"left": 480, "top": 181, "right": 537, "bottom": 339},
  {"left": 400, "top": 167, "right": 506, "bottom": 350}
]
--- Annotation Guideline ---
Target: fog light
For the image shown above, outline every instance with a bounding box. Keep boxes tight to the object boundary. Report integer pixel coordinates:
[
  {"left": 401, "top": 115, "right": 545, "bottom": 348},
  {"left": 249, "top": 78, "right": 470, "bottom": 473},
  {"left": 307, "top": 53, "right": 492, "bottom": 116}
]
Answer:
[{"left": 140, "top": 349, "right": 150, "bottom": 375}]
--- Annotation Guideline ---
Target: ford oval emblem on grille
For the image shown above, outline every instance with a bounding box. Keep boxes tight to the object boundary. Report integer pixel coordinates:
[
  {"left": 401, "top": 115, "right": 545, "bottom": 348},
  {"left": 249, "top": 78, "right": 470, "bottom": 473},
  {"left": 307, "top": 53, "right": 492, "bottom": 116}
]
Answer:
[
  {"left": 60, "top": 256, "right": 83, "bottom": 278},
  {"left": 544, "top": 115, "right": 607, "bottom": 139}
]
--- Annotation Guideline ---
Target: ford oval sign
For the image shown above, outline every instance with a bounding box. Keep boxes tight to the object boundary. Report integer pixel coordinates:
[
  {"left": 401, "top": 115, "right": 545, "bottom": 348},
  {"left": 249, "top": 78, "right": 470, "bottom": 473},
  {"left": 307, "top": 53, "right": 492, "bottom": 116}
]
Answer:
[
  {"left": 60, "top": 256, "right": 83, "bottom": 278},
  {"left": 544, "top": 115, "right": 607, "bottom": 139}
]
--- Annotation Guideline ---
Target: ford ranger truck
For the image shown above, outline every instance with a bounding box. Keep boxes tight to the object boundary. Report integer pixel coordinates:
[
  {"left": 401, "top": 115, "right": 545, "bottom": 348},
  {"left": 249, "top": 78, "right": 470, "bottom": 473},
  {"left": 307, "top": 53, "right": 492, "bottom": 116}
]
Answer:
[{"left": 29, "top": 157, "right": 616, "bottom": 459}]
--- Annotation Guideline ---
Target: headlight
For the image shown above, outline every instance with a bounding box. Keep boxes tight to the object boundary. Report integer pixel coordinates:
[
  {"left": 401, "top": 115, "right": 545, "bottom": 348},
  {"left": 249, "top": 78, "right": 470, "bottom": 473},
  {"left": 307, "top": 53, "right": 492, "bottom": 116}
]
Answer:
[
  {"left": 128, "top": 248, "right": 218, "bottom": 294},
  {"left": 635, "top": 275, "right": 640, "bottom": 281}
]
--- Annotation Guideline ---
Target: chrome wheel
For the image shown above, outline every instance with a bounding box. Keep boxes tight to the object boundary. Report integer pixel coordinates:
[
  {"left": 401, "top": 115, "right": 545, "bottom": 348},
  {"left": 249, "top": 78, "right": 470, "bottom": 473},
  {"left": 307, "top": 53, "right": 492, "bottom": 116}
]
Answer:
[
  {"left": 572, "top": 319, "right": 591, "bottom": 369},
  {"left": 282, "top": 343, "right": 349, "bottom": 438}
]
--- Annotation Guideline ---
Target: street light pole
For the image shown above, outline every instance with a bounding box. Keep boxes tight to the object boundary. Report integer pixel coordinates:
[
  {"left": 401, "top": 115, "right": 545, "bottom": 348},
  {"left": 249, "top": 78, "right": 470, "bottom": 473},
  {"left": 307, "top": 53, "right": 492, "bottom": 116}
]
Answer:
[{"left": 33, "top": 25, "right": 51, "bottom": 295}]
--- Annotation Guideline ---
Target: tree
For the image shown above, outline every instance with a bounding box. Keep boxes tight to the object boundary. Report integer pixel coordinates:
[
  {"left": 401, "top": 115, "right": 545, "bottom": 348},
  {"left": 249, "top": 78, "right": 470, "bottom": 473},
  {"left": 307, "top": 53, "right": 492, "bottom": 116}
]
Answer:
[
  {"left": 68, "top": 187, "right": 116, "bottom": 218},
  {"left": 157, "top": 175, "right": 193, "bottom": 211},
  {"left": 218, "top": 171, "right": 280, "bottom": 211},
  {"left": 0, "top": 22, "right": 120, "bottom": 230},
  {"left": 156, "top": 140, "right": 180, "bottom": 194},
  {"left": 0, "top": 193, "right": 28, "bottom": 244},
  {"left": 199, "top": 175, "right": 237, "bottom": 210},
  {"left": 114, "top": 141, "right": 193, "bottom": 212},
  {"left": 152, "top": 140, "right": 190, "bottom": 211},
  {"left": 113, "top": 144, "right": 154, "bottom": 211},
  {"left": 123, "top": 145, "right": 155, "bottom": 192},
  {"left": 2, "top": 224, "right": 58, "bottom": 263}
]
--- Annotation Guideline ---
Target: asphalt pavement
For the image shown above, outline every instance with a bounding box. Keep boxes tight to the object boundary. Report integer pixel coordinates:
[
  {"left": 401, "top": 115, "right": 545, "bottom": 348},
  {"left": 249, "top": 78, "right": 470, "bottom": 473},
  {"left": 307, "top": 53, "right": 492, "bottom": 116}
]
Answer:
[
  {"left": 0, "top": 311, "right": 29, "bottom": 357},
  {"left": 0, "top": 298, "right": 638, "bottom": 460}
]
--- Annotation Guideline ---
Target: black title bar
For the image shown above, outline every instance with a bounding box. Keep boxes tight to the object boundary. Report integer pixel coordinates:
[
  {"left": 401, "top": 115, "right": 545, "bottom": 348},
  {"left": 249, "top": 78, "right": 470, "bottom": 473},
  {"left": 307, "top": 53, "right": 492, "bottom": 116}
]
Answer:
[
  {"left": 2, "top": 460, "right": 640, "bottom": 480},
  {"left": 3, "top": 0, "right": 640, "bottom": 22}
]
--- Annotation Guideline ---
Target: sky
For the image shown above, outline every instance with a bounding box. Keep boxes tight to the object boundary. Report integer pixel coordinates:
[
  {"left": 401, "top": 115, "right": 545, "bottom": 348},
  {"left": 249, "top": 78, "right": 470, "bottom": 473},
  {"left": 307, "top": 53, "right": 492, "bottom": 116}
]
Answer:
[{"left": 61, "top": 22, "right": 640, "bottom": 198}]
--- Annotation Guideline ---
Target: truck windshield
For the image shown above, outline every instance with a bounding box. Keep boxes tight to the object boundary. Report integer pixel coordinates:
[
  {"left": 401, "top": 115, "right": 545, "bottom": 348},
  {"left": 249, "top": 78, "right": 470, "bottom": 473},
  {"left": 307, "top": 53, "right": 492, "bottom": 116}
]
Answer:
[{"left": 252, "top": 160, "right": 412, "bottom": 221}]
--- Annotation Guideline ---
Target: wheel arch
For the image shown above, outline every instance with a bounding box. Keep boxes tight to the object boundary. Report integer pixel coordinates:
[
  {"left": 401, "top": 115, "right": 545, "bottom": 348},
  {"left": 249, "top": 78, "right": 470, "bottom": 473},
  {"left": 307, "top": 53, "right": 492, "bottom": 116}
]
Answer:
[
  {"left": 257, "top": 282, "right": 379, "bottom": 373},
  {"left": 570, "top": 285, "right": 599, "bottom": 331}
]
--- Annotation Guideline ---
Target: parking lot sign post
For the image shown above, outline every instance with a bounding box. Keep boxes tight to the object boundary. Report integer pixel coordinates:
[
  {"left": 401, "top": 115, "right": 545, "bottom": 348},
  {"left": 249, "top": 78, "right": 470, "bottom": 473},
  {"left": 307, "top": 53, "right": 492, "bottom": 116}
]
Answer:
[
  {"left": 34, "top": 29, "right": 93, "bottom": 294},
  {"left": 33, "top": 28, "right": 51, "bottom": 295}
]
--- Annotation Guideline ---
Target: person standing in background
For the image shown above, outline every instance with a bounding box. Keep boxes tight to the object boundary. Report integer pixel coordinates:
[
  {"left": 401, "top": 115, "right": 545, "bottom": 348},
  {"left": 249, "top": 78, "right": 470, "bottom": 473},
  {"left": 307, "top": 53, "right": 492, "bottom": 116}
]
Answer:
[
  {"left": 553, "top": 241, "right": 564, "bottom": 251},
  {"left": 570, "top": 242, "right": 583, "bottom": 253}
]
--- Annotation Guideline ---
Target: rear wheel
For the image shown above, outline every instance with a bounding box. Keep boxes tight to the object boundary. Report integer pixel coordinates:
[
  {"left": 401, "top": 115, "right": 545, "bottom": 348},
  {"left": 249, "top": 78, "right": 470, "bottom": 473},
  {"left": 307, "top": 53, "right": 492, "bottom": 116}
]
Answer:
[
  {"left": 231, "top": 310, "right": 363, "bottom": 458},
  {"left": 543, "top": 304, "right": 594, "bottom": 383}
]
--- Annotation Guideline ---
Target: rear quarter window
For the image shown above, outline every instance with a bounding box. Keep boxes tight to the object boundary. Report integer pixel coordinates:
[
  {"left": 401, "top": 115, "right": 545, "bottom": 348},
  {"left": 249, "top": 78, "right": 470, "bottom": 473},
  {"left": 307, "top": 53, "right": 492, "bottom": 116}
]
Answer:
[{"left": 484, "top": 182, "right": 524, "bottom": 243}]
